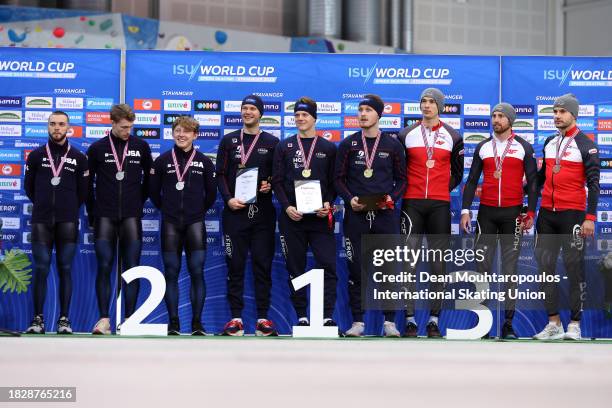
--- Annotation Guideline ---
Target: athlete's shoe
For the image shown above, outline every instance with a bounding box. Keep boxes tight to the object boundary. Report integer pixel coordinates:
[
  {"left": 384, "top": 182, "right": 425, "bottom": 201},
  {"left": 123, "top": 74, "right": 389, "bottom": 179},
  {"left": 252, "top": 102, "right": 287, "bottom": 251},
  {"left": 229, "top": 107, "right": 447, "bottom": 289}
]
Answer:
[
  {"left": 501, "top": 321, "right": 517, "bottom": 340},
  {"left": 255, "top": 319, "right": 278, "bottom": 336},
  {"left": 57, "top": 316, "right": 73, "bottom": 335},
  {"left": 403, "top": 322, "right": 418, "bottom": 338},
  {"left": 533, "top": 322, "right": 564, "bottom": 340},
  {"left": 92, "top": 317, "right": 111, "bottom": 335},
  {"left": 168, "top": 317, "right": 181, "bottom": 335},
  {"left": 222, "top": 318, "right": 244, "bottom": 336},
  {"left": 323, "top": 319, "right": 342, "bottom": 336},
  {"left": 191, "top": 320, "right": 206, "bottom": 336},
  {"left": 383, "top": 321, "right": 400, "bottom": 338},
  {"left": 297, "top": 318, "right": 309, "bottom": 326},
  {"left": 564, "top": 322, "right": 581, "bottom": 340},
  {"left": 345, "top": 321, "right": 365, "bottom": 337},
  {"left": 426, "top": 321, "right": 442, "bottom": 338},
  {"left": 26, "top": 314, "right": 45, "bottom": 334}
]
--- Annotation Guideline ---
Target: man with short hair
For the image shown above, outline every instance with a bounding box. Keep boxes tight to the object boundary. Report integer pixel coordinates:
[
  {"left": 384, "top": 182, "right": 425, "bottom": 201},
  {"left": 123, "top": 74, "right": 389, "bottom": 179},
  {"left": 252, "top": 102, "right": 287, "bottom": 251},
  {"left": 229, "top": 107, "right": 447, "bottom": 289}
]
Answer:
[
  {"left": 216, "top": 94, "right": 279, "bottom": 336},
  {"left": 149, "top": 115, "right": 216, "bottom": 336},
  {"left": 24, "top": 111, "right": 89, "bottom": 334},
  {"left": 87, "top": 103, "right": 153, "bottom": 335},
  {"left": 272, "top": 97, "right": 338, "bottom": 331},
  {"left": 398, "top": 88, "right": 464, "bottom": 338},
  {"left": 461, "top": 102, "right": 538, "bottom": 339},
  {"left": 533, "top": 94, "right": 599, "bottom": 341},
  {"left": 335, "top": 94, "right": 407, "bottom": 337}
]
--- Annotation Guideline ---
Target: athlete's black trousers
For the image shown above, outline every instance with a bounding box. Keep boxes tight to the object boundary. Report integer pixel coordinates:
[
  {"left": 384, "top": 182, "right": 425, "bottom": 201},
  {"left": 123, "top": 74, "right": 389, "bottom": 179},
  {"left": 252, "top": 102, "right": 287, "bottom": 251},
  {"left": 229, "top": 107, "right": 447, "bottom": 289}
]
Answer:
[
  {"left": 535, "top": 208, "right": 585, "bottom": 321},
  {"left": 279, "top": 212, "right": 337, "bottom": 319},
  {"left": 161, "top": 221, "right": 206, "bottom": 323},
  {"left": 343, "top": 207, "right": 398, "bottom": 322},
  {"left": 94, "top": 217, "right": 142, "bottom": 319},
  {"left": 400, "top": 199, "right": 450, "bottom": 318},
  {"left": 31, "top": 222, "right": 78, "bottom": 317},
  {"left": 475, "top": 204, "right": 523, "bottom": 321},
  {"left": 222, "top": 203, "right": 276, "bottom": 319}
]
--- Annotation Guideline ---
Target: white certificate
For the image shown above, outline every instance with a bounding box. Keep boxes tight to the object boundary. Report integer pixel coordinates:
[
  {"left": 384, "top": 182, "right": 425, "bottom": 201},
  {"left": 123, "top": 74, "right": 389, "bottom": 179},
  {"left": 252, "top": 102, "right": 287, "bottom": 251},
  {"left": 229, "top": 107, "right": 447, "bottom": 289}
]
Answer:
[
  {"left": 235, "top": 167, "right": 258, "bottom": 204},
  {"left": 295, "top": 180, "right": 323, "bottom": 214}
]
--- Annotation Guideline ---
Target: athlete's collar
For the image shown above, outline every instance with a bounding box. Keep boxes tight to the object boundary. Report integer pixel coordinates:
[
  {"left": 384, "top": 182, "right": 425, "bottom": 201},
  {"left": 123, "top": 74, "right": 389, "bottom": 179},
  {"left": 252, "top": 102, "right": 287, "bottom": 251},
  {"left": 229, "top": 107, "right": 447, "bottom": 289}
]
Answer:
[
  {"left": 561, "top": 125, "right": 579, "bottom": 137},
  {"left": 421, "top": 120, "right": 443, "bottom": 131}
]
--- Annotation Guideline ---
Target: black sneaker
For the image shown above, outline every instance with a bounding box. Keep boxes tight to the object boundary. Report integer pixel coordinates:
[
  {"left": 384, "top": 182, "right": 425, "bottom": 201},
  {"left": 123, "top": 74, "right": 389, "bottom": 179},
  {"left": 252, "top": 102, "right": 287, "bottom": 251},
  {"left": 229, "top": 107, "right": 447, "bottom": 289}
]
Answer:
[
  {"left": 168, "top": 317, "right": 180, "bottom": 335},
  {"left": 57, "top": 316, "right": 73, "bottom": 335},
  {"left": 426, "top": 321, "right": 441, "bottom": 338},
  {"left": 324, "top": 319, "right": 342, "bottom": 336},
  {"left": 501, "top": 321, "right": 517, "bottom": 340},
  {"left": 297, "top": 319, "right": 309, "bottom": 326},
  {"left": 191, "top": 320, "right": 206, "bottom": 336},
  {"left": 403, "top": 322, "right": 418, "bottom": 338},
  {"left": 26, "top": 314, "right": 45, "bottom": 334}
]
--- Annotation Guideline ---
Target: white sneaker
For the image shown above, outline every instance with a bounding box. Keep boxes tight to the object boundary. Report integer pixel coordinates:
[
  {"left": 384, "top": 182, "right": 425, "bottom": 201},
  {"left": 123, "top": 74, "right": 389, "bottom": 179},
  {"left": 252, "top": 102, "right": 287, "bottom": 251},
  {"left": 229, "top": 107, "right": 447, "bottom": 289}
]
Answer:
[
  {"left": 92, "top": 317, "right": 111, "bottom": 335},
  {"left": 533, "top": 322, "right": 564, "bottom": 340},
  {"left": 383, "top": 321, "right": 400, "bottom": 338},
  {"left": 345, "top": 321, "right": 365, "bottom": 337},
  {"left": 564, "top": 322, "right": 581, "bottom": 340}
]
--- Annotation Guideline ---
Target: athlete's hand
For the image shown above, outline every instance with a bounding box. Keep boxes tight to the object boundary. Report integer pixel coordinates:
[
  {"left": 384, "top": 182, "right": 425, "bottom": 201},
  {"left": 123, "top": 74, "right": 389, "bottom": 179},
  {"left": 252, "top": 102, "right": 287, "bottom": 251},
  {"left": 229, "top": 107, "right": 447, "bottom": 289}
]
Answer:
[
  {"left": 460, "top": 213, "right": 472, "bottom": 233},
  {"left": 350, "top": 196, "right": 366, "bottom": 212},
  {"left": 228, "top": 198, "right": 246, "bottom": 211},
  {"left": 286, "top": 206, "right": 303, "bottom": 221},
  {"left": 581, "top": 219, "right": 595, "bottom": 238},
  {"left": 259, "top": 180, "right": 272, "bottom": 193},
  {"left": 316, "top": 202, "right": 331, "bottom": 218},
  {"left": 521, "top": 214, "right": 534, "bottom": 231}
]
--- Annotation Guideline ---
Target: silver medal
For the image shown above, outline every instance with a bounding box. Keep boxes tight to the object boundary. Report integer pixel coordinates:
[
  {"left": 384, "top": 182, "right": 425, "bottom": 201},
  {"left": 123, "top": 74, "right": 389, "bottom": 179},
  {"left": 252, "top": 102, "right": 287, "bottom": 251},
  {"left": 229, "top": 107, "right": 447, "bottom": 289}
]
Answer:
[
  {"left": 116, "top": 171, "right": 125, "bottom": 181},
  {"left": 51, "top": 177, "right": 61, "bottom": 186},
  {"left": 176, "top": 181, "right": 185, "bottom": 191}
]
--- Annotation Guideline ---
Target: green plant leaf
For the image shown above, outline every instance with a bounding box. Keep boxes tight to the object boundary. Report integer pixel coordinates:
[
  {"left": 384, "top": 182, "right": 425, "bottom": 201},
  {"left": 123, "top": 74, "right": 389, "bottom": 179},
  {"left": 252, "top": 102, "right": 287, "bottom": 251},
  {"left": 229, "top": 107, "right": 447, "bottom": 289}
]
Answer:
[{"left": 0, "top": 249, "right": 32, "bottom": 294}]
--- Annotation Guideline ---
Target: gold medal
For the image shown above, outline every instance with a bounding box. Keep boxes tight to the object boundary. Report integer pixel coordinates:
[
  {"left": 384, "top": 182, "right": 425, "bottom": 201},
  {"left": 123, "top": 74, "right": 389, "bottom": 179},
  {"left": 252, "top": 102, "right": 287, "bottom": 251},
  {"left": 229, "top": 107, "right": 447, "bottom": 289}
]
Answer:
[
  {"left": 364, "top": 168, "right": 373, "bottom": 178},
  {"left": 238, "top": 163, "right": 246, "bottom": 169},
  {"left": 493, "top": 170, "right": 502, "bottom": 179},
  {"left": 426, "top": 159, "right": 435, "bottom": 169},
  {"left": 302, "top": 169, "right": 311, "bottom": 178}
]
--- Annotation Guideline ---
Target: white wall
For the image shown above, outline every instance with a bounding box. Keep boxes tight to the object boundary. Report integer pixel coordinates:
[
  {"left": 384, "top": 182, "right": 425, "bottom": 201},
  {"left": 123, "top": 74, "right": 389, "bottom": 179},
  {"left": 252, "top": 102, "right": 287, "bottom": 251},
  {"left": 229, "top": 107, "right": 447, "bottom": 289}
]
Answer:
[
  {"left": 411, "top": 0, "right": 549, "bottom": 55},
  {"left": 564, "top": 0, "right": 612, "bottom": 56}
]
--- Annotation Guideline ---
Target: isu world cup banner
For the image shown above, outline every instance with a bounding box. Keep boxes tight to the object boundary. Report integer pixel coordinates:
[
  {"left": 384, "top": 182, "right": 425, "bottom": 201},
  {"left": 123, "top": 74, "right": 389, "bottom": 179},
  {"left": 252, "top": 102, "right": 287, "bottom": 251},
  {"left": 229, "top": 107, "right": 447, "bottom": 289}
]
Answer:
[{"left": 0, "top": 47, "right": 120, "bottom": 332}]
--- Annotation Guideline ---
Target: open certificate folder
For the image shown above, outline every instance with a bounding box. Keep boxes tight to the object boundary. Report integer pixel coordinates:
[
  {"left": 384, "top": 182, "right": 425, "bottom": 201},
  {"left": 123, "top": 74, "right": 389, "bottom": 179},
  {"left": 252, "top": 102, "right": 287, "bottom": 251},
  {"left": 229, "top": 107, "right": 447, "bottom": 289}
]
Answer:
[
  {"left": 235, "top": 167, "right": 258, "bottom": 204},
  {"left": 295, "top": 180, "right": 323, "bottom": 214}
]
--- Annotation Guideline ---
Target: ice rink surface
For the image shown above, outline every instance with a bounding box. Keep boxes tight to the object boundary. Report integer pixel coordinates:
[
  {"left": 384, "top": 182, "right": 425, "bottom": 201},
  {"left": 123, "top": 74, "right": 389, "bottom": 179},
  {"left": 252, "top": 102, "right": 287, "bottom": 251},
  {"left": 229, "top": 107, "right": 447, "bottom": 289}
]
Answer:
[{"left": 1, "top": 335, "right": 611, "bottom": 407}]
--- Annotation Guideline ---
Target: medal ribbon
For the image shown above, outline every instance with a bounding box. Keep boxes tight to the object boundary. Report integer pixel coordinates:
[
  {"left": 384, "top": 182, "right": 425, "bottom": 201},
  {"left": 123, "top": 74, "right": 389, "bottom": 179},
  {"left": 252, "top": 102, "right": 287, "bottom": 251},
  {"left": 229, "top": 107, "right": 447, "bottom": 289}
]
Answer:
[
  {"left": 109, "top": 136, "right": 129, "bottom": 173},
  {"left": 240, "top": 129, "right": 262, "bottom": 167},
  {"left": 554, "top": 132, "right": 577, "bottom": 167},
  {"left": 420, "top": 124, "right": 440, "bottom": 161},
  {"left": 296, "top": 135, "right": 318, "bottom": 171},
  {"left": 172, "top": 148, "right": 197, "bottom": 184},
  {"left": 45, "top": 143, "right": 71, "bottom": 180},
  {"left": 493, "top": 134, "right": 515, "bottom": 172},
  {"left": 360, "top": 130, "right": 381, "bottom": 171}
]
